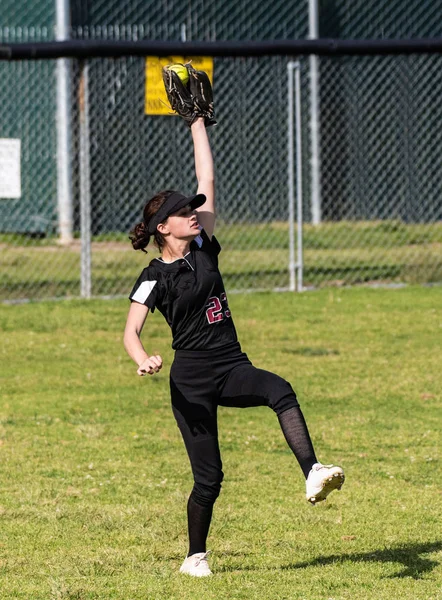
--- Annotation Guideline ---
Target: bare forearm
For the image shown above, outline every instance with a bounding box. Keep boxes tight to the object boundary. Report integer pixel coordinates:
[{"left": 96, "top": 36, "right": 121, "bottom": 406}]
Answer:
[
  {"left": 191, "top": 118, "right": 215, "bottom": 236},
  {"left": 124, "top": 331, "right": 163, "bottom": 376},
  {"left": 191, "top": 118, "right": 214, "bottom": 185},
  {"left": 123, "top": 331, "right": 149, "bottom": 366},
  {"left": 124, "top": 303, "right": 162, "bottom": 376}
]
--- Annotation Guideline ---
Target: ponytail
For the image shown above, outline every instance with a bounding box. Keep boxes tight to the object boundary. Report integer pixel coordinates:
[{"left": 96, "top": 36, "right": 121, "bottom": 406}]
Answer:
[
  {"left": 129, "top": 189, "right": 176, "bottom": 253},
  {"left": 129, "top": 221, "right": 151, "bottom": 253}
]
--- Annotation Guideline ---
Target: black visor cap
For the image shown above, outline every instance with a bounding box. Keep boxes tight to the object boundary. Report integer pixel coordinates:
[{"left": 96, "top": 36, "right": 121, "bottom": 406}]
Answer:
[{"left": 146, "top": 192, "right": 206, "bottom": 235}]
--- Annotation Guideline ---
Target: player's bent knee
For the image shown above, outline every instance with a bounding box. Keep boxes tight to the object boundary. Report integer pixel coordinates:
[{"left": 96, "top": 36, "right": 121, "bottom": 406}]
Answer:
[
  {"left": 269, "top": 378, "right": 299, "bottom": 416},
  {"left": 272, "top": 393, "right": 299, "bottom": 416}
]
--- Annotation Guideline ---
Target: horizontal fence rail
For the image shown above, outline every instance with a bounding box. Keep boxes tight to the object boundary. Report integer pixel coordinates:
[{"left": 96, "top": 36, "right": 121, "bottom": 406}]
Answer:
[{"left": 2, "top": 38, "right": 442, "bottom": 60}]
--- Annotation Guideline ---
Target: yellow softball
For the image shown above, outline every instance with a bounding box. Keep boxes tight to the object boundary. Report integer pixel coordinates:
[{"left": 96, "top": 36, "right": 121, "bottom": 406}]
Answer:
[{"left": 168, "top": 64, "right": 189, "bottom": 86}]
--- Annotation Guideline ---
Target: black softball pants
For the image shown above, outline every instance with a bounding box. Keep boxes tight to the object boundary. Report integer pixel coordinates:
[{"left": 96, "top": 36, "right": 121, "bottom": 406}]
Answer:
[{"left": 170, "top": 342, "right": 308, "bottom": 506}]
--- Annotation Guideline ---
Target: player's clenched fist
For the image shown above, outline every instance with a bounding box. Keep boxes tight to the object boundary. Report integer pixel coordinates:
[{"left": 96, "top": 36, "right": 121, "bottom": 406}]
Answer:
[{"left": 137, "top": 355, "right": 163, "bottom": 376}]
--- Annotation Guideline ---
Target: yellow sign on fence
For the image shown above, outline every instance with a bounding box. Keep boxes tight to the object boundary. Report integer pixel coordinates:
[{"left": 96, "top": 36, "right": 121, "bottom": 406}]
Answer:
[{"left": 145, "top": 56, "right": 214, "bottom": 116}]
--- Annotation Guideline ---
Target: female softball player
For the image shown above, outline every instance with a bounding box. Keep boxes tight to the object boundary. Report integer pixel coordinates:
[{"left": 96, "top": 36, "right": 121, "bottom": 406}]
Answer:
[{"left": 124, "top": 68, "right": 344, "bottom": 577}]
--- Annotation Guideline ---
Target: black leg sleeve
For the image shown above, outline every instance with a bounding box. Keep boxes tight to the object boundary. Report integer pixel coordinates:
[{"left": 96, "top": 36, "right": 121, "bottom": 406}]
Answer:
[
  {"left": 278, "top": 406, "right": 318, "bottom": 478},
  {"left": 187, "top": 494, "right": 214, "bottom": 556}
]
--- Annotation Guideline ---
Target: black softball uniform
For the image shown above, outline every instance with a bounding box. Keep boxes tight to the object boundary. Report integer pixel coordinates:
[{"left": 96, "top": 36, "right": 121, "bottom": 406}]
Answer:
[
  {"left": 129, "top": 229, "right": 237, "bottom": 351},
  {"left": 129, "top": 230, "right": 298, "bottom": 507}
]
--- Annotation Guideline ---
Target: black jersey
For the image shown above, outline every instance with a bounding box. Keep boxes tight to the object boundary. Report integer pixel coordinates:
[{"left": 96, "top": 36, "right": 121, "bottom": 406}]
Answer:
[{"left": 129, "top": 229, "right": 238, "bottom": 351}]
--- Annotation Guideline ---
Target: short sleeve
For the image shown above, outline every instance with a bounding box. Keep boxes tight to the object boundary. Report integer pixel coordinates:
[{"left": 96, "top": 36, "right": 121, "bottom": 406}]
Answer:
[
  {"left": 129, "top": 266, "right": 159, "bottom": 311},
  {"left": 192, "top": 228, "right": 221, "bottom": 256}
]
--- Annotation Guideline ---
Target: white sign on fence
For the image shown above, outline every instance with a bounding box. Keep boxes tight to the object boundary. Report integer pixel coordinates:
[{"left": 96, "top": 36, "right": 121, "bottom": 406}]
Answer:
[{"left": 0, "top": 139, "right": 21, "bottom": 199}]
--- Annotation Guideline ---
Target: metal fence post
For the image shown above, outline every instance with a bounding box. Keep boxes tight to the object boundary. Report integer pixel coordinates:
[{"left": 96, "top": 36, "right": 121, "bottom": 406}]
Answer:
[
  {"left": 287, "top": 60, "right": 304, "bottom": 292},
  {"left": 309, "top": 0, "right": 322, "bottom": 225},
  {"left": 294, "top": 62, "right": 304, "bottom": 292},
  {"left": 79, "top": 59, "right": 92, "bottom": 298},
  {"left": 56, "top": 0, "right": 73, "bottom": 243}
]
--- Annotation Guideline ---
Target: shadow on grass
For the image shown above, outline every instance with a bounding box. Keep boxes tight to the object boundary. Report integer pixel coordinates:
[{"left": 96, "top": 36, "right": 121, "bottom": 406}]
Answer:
[
  {"left": 282, "top": 347, "right": 340, "bottom": 357},
  {"left": 283, "top": 540, "right": 442, "bottom": 579},
  {"left": 218, "top": 541, "right": 442, "bottom": 579}
]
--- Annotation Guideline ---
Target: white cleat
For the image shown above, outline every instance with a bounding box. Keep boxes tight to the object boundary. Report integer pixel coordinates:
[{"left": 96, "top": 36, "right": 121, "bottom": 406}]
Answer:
[
  {"left": 179, "top": 551, "right": 212, "bottom": 577},
  {"left": 306, "top": 463, "right": 345, "bottom": 505}
]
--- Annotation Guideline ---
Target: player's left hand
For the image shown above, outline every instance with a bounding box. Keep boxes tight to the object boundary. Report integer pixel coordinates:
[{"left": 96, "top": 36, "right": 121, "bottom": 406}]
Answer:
[{"left": 162, "top": 64, "right": 216, "bottom": 127}]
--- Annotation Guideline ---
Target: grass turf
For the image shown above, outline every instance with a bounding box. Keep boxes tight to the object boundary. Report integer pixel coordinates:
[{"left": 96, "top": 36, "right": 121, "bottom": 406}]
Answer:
[
  {"left": 2, "top": 219, "right": 442, "bottom": 301},
  {"left": 0, "top": 286, "right": 441, "bottom": 598}
]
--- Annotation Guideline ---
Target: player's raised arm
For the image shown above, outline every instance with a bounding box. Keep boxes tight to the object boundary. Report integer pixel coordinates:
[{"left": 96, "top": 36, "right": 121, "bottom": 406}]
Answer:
[
  {"left": 192, "top": 117, "right": 215, "bottom": 239},
  {"left": 162, "top": 63, "right": 217, "bottom": 239}
]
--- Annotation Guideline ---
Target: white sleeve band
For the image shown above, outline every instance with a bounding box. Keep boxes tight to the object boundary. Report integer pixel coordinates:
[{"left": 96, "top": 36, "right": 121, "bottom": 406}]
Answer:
[
  {"left": 131, "top": 280, "right": 157, "bottom": 304},
  {"left": 194, "top": 234, "right": 203, "bottom": 248}
]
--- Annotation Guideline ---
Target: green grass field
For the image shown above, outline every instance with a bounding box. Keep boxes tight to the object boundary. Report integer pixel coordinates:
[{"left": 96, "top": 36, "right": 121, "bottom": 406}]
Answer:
[
  {"left": 1, "top": 287, "right": 441, "bottom": 599},
  {"left": 2, "top": 220, "right": 442, "bottom": 301}
]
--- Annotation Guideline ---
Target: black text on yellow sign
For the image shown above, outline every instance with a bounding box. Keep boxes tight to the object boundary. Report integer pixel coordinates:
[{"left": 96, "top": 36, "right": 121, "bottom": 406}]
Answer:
[{"left": 145, "top": 56, "right": 214, "bottom": 116}]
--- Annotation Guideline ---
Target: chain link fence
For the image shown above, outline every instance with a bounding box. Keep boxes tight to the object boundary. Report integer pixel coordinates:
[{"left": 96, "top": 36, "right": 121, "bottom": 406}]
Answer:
[{"left": 1, "top": 0, "right": 442, "bottom": 303}]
